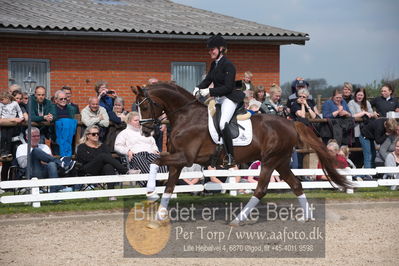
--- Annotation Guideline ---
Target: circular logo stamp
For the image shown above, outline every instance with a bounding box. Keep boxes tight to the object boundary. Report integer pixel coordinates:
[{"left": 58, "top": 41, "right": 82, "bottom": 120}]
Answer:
[{"left": 125, "top": 201, "right": 171, "bottom": 255}]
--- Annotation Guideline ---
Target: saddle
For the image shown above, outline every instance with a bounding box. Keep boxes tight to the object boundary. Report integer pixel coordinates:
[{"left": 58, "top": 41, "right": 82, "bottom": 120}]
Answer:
[{"left": 207, "top": 99, "right": 250, "bottom": 139}]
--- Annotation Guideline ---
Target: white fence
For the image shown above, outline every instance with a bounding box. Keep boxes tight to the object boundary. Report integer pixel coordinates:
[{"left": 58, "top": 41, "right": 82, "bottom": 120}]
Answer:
[{"left": 0, "top": 167, "right": 398, "bottom": 208}]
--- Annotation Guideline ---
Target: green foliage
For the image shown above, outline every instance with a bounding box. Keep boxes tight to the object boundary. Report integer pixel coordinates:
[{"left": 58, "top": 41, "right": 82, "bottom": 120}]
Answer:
[{"left": 364, "top": 80, "right": 381, "bottom": 98}]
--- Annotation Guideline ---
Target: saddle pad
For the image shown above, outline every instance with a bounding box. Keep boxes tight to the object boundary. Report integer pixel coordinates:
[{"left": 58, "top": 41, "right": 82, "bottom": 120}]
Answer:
[{"left": 208, "top": 108, "right": 253, "bottom": 146}]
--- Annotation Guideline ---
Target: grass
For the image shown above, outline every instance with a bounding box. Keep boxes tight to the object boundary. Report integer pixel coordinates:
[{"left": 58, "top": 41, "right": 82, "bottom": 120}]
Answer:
[{"left": 0, "top": 187, "right": 398, "bottom": 215}]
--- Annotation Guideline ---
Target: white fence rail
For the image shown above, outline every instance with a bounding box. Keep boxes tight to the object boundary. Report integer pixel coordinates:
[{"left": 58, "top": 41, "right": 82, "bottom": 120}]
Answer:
[{"left": 0, "top": 167, "right": 398, "bottom": 207}]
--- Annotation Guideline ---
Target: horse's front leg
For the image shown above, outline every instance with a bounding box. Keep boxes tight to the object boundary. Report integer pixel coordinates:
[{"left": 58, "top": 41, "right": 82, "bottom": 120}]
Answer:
[
  {"left": 149, "top": 152, "right": 187, "bottom": 222},
  {"left": 146, "top": 151, "right": 187, "bottom": 200},
  {"left": 154, "top": 165, "right": 183, "bottom": 220}
]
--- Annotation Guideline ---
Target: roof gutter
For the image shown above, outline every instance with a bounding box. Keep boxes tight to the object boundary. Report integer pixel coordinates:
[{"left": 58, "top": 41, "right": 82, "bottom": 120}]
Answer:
[{"left": 0, "top": 28, "right": 310, "bottom": 45}]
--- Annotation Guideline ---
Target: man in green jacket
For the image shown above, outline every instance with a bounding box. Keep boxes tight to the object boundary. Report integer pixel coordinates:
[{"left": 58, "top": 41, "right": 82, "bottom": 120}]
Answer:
[{"left": 29, "top": 86, "right": 56, "bottom": 142}]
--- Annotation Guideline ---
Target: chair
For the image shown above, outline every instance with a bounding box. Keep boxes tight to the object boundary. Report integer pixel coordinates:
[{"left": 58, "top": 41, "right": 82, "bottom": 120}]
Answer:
[{"left": 116, "top": 153, "right": 138, "bottom": 188}]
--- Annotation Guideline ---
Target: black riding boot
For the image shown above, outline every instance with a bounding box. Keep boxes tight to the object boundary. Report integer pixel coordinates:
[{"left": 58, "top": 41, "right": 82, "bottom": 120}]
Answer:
[{"left": 222, "top": 125, "right": 235, "bottom": 167}]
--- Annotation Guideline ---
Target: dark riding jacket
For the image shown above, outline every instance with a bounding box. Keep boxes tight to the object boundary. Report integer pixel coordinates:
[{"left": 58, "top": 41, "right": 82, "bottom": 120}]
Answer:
[{"left": 198, "top": 56, "right": 244, "bottom": 103}]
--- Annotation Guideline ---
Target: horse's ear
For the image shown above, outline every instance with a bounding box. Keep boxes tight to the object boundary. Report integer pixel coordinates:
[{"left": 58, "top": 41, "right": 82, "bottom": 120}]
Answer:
[{"left": 131, "top": 85, "right": 144, "bottom": 97}]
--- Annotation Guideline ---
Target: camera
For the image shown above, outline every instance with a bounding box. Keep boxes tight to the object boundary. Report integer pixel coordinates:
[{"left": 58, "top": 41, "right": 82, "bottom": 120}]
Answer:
[{"left": 106, "top": 90, "right": 115, "bottom": 94}]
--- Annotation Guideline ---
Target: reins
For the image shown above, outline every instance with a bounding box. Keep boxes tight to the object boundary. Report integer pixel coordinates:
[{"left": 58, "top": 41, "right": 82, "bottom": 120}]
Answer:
[{"left": 137, "top": 87, "right": 198, "bottom": 126}]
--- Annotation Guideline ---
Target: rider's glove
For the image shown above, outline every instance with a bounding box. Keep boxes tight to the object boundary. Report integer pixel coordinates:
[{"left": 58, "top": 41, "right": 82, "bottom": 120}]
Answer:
[
  {"left": 200, "top": 88, "right": 210, "bottom": 97},
  {"left": 192, "top": 87, "right": 199, "bottom": 96}
]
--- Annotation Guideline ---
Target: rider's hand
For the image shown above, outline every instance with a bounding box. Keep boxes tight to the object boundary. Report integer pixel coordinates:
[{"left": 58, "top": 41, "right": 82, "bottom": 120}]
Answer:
[
  {"left": 200, "top": 88, "right": 210, "bottom": 97},
  {"left": 192, "top": 87, "right": 199, "bottom": 96}
]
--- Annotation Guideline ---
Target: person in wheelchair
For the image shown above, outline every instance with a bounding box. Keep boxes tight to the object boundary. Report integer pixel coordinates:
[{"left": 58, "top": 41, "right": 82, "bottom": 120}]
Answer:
[
  {"left": 193, "top": 35, "right": 245, "bottom": 166},
  {"left": 15, "top": 127, "right": 76, "bottom": 193}
]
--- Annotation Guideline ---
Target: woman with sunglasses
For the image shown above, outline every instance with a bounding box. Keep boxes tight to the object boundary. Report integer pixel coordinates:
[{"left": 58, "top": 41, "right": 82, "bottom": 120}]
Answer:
[
  {"left": 290, "top": 88, "right": 319, "bottom": 120},
  {"left": 77, "top": 125, "right": 133, "bottom": 199}
]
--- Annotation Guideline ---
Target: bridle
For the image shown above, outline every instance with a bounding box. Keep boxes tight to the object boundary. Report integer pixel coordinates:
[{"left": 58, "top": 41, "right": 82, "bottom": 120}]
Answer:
[
  {"left": 137, "top": 87, "right": 198, "bottom": 128},
  {"left": 136, "top": 88, "right": 163, "bottom": 127}
]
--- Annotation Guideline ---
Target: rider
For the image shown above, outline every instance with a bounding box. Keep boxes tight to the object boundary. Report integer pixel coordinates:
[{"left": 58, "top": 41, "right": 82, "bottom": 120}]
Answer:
[{"left": 195, "top": 35, "right": 244, "bottom": 166}]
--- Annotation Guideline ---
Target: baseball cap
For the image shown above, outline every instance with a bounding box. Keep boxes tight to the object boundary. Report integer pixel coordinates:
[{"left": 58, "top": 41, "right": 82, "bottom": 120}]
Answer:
[{"left": 295, "top": 80, "right": 308, "bottom": 88}]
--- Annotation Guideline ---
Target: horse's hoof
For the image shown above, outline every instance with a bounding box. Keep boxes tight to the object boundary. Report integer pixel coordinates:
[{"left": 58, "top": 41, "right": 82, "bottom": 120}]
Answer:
[
  {"left": 147, "top": 218, "right": 170, "bottom": 229},
  {"left": 146, "top": 191, "right": 160, "bottom": 202},
  {"left": 147, "top": 221, "right": 160, "bottom": 229},
  {"left": 229, "top": 219, "right": 241, "bottom": 227},
  {"left": 297, "top": 216, "right": 309, "bottom": 223}
]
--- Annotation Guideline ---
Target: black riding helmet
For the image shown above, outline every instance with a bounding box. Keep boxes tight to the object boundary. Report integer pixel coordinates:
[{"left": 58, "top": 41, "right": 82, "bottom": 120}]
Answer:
[{"left": 207, "top": 35, "right": 227, "bottom": 49}]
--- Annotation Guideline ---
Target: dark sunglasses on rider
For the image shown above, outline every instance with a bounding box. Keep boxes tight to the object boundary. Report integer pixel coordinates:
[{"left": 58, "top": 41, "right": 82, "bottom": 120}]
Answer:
[
  {"left": 58, "top": 97, "right": 68, "bottom": 101},
  {"left": 87, "top": 132, "right": 99, "bottom": 136}
]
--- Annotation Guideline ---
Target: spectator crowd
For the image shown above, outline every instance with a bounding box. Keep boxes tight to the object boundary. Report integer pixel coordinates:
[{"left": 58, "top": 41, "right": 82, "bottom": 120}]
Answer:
[{"left": 1, "top": 74, "right": 399, "bottom": 198}]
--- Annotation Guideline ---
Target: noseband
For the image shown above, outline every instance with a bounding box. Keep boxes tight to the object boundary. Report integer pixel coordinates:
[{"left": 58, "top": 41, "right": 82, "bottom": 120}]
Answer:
[{"left": 137, "top": 88, "right": 164, "bottom": 127}]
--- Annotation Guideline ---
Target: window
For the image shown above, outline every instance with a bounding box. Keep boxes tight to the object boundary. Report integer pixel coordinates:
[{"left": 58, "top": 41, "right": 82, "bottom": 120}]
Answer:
[
  {"left": 8, "top": 58, "right": 50, "bottom": 96},
  {"left": 171, "top": 62, "right": 206, "bottom": 92}
]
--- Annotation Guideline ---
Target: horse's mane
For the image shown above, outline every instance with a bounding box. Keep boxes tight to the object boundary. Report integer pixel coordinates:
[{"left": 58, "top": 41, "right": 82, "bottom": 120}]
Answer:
[{"left": 148, "top": 82, "right": 197, "bottom": 101}]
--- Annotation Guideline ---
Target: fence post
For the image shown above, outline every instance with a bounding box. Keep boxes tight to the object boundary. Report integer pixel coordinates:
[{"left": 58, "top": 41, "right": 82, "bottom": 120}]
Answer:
[
  {"left": 229, "top": 176, "right": 237, "bottom": 196},
  {"left": 31, "top": 177, "right": 41, "bottom": 208},
  {"left": 316, "top": 94, "right": 322, "bottom": 113},
  {"left": 346, "top": 175, "right": 354, "bottom": 194}
]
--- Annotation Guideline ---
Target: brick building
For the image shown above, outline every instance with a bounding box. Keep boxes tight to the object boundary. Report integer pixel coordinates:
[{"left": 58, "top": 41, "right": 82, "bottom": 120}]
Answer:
[{"left": 0, "top": 0, "right": 309, "bottom": 108}]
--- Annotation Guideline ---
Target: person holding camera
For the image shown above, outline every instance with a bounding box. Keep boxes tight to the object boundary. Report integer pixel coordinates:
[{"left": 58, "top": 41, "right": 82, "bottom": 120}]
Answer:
[{"left": 94, "top": 81, "right": 122, "bottom": 125}]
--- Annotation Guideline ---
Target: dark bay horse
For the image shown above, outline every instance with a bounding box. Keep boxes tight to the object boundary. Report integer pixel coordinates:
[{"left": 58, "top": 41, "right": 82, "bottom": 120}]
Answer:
[{"left": 132, "top": 82, "right": 351, "bottom": 224}]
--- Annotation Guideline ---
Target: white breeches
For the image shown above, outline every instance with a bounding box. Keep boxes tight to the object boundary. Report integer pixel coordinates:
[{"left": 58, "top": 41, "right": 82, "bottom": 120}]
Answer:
[{"left": 217, "top": 96, "right": 237, "bottom": 130}]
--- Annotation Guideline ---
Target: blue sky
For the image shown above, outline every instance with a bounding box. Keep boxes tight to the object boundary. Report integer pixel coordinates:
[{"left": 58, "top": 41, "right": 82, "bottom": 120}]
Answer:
[{"left": 173, "top": 0, "right": 399, "bottom": 86}]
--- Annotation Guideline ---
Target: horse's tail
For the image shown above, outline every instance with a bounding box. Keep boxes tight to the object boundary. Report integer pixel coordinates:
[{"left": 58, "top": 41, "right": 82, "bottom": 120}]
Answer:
[{"left": 294, "top": 121, "right": 352, "bottom": 189}]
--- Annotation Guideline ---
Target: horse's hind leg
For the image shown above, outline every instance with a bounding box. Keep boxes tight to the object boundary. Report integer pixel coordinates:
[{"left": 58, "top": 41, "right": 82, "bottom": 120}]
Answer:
[
  {"left": 275, "top": 158, "right": 304, "bottom": 196},
  {"left": 276, "top": 160, "right": 312, "bottom": 220},
  {"left": 230, "top": 161, "right": 274, "bottom": 226}
]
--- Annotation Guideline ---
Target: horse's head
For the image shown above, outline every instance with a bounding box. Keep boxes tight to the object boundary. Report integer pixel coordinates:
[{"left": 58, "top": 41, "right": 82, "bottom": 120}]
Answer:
[{"left": 131, "top": 85, "right": 165, "bottom": 129}]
